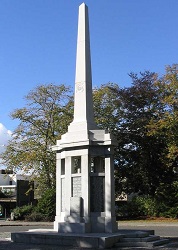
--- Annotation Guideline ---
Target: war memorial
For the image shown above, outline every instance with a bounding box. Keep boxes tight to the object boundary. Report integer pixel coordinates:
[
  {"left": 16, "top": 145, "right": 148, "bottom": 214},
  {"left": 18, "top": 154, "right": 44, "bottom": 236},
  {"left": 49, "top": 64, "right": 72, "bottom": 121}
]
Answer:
[{"left": 11, "top": 3, "right": 169, "bottom": 249}]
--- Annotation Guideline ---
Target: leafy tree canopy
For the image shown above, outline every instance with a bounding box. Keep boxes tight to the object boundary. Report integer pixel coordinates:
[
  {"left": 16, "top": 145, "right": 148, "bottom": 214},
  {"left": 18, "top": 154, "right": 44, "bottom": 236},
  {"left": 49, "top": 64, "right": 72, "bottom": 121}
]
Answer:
[
  {"left": 108, "top": 71, "right": 175, "bottom": 196},
  {"left": 148, "top": 64, "right": 178, "bottom": 168},
  {"left": 1, "top": 84, "right": 73, "bottom": 191}
]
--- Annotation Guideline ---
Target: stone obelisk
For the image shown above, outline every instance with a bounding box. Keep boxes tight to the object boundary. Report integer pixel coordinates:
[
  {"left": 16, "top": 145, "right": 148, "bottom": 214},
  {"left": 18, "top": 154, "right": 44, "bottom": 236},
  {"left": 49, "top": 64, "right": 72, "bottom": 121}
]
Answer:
[
  {"left": 73, "top": 2, "right": 96, "bottom": 128},
  {"left": 67, "top": 2, "right": 97, "bottom": 141},
  {"left": 53, "top": 3, "right": 117, "bottom": 233}
]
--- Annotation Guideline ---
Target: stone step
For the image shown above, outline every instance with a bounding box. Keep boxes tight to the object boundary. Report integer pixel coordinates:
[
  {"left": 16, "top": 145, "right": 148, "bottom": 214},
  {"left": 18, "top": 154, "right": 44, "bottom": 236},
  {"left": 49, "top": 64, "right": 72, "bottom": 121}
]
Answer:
[
  {"left": 122, "top": 235, "right": 160, "bottom": 242},
  {"left": 148, "top": 238, "right": 170, "bottom": 247},
  {"left": 115, "top": 241, "right": 151, "bottom": 247},
  {"left": 115, "top": 236, "right": 170, "bottom": 248},
  {"left": 124, "top": 231, "right": 150, "bottom": 238}
]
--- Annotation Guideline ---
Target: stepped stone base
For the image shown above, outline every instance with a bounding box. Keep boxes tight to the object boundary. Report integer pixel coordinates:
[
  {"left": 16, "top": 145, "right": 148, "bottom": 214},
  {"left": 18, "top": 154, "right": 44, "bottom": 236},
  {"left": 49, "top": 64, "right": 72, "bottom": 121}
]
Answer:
[
  {"left": 11, "top": 230, "right": 123, "bottom": 249},
  {"left": 11, "top": 229, "right": 159, "bottom": 249},
  {"left": 115, "top": 230, "right": 170, "bottom": 249}
]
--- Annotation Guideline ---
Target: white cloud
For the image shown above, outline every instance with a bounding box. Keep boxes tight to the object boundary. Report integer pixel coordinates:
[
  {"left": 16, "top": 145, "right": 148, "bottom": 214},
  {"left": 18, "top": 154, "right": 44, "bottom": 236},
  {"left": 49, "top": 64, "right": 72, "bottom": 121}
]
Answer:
[{"left": 0, "top": 123, "right": 12, "bottom": 154}]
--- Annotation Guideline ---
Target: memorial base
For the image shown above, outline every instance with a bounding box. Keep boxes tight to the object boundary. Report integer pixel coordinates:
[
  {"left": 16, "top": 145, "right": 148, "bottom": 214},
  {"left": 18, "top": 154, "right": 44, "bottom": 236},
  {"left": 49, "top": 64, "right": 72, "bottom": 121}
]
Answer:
[
  {"left": 11, "top": 230, "right": 124, "bottom": 249},
  {"left": 54, "top": 216, "right": 117, "bottom": 234}
]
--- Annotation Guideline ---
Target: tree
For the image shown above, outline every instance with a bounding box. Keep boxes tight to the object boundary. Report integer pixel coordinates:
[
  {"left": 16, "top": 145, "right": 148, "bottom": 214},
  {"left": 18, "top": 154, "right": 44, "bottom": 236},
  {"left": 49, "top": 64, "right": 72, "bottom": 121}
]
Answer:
[
  {"left": 148, "top": 64, "right": 178, "bottom": 169},
  {"left": 93, "top": 82, "right": 119, "bottom": 135},
  {"left": 1, "top": 84, "right": 73, "bottom": 192},
  {"left": 111, "top": 71, "right": 174, "bottom": 196},
  {"left": 35, "top": 188, "right": 56, "bottom": 220}
]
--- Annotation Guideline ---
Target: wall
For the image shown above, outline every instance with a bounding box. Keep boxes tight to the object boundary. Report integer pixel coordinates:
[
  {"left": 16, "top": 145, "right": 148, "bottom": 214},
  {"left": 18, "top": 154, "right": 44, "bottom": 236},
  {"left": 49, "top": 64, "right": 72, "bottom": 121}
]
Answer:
[{"left": 0, "top": 174, "right": 10, "bottom": 185}]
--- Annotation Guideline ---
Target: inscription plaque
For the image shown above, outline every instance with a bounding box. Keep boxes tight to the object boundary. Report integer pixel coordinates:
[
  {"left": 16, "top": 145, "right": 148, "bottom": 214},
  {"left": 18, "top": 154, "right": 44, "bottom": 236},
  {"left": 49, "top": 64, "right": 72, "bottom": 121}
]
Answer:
[
  {"left": 72, "top": 177, "right": 81, "bottom": 197},
  {"left": 90, "top": 176, "right": 105, "bottom": 212}
]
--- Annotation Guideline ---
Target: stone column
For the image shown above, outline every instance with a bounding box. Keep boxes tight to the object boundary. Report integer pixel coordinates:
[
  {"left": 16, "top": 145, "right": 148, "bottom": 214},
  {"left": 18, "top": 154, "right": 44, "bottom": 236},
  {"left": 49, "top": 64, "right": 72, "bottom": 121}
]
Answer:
[
  {"left": 81, "top": 153, "right": 90, "bottom": 223},
  {"left": 105, "top": 153, "right": 117, "bottom": 232},
  {"left": 54, "top": 153, "right": 61, "bottom": 226},
  {"left": 65, "top": 156, "right": 72, "bottom": 220}
]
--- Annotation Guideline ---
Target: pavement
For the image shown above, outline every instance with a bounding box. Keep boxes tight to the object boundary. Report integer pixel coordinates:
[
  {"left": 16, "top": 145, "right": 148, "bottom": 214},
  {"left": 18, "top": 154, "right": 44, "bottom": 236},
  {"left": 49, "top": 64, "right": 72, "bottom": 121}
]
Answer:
[
  {"left": 118, "top": 220, "right": 178, "bottom": 237},
  {"left": 0, "top": 220, "right": 53, "bottom": 226},
  {"left": 0, "top": 220, "right": 178, "bottom": 249}
]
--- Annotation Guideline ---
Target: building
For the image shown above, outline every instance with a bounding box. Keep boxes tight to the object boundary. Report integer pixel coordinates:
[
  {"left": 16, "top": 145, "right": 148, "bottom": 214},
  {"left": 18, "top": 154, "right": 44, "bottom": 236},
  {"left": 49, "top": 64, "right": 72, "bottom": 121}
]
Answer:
[{"left": 0, "top": 169, "right": 34, "bottom": 218}]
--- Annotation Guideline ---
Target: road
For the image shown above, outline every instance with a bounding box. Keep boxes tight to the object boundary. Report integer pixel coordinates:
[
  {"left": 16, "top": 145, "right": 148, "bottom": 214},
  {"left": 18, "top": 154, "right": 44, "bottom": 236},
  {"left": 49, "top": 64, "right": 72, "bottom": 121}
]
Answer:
[
  {"left": 0, "top": 224, "right": 52, "bottom": 239},
  {"left": 119, "top": 221, "right": 178, "bottom": 238}
]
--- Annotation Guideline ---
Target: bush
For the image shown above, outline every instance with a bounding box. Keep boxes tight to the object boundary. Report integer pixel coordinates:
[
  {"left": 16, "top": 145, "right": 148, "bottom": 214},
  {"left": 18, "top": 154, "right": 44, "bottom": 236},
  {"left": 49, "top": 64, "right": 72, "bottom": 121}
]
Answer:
[
  {"left": 12, "top": 189, "right": 56, "bottom": 222},
  {"left": 117, "top": 196, "right": 162, "bottom": 219},
  {"left": 159, "top": 206, "right": 178, "bottom": 219},
  {"left": 12, "top": 205, "right": 34, "bottom": 220},
  {"left": 116, "top": 194, "right": 178, "bottom": 219},
  {"left": 126, "top": 196, "right": 158, "bottom": 218},
  {"left": 167, "top": 207, "right": 178, "bottom": 218},
  {"left": 25, "top": 211, "right": 45, "bottom": 221}
]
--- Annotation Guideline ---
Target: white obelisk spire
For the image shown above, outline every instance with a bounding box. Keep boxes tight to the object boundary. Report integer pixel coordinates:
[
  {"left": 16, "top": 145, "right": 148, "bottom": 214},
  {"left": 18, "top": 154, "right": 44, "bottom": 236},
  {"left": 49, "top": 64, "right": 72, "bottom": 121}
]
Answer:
[{"left": 73, "top": 3, "right": 96, "bottom": 129}]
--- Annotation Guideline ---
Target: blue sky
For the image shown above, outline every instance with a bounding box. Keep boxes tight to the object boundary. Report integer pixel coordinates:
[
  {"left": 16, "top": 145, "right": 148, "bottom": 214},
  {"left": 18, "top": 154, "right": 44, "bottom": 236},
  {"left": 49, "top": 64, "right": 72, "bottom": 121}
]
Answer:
[{"left": 0, "top": 0, "right": 178, "bottom": 149}]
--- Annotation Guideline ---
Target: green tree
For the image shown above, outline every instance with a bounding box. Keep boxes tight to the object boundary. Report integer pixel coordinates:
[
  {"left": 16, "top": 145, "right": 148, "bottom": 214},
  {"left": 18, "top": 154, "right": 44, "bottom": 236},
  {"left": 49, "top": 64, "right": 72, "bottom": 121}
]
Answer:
[
  {"left": 35, "top": 188, "right": 56, "bottom": 220},
  {"left": 1, "top": 84, "right": 73, "bottom": 191},
  {"left": 93, "top": 82, "right": 119, "bottom": 135},
  {"left": 111, "top": 71, "right": 174, "bottom": 196}
]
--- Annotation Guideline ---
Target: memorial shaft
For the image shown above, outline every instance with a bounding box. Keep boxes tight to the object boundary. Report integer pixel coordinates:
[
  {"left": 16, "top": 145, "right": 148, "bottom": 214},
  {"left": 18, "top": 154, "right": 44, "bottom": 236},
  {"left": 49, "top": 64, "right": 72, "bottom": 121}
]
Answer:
[{"left": 73, "top": 3, "right": 95, "bottom": 128}]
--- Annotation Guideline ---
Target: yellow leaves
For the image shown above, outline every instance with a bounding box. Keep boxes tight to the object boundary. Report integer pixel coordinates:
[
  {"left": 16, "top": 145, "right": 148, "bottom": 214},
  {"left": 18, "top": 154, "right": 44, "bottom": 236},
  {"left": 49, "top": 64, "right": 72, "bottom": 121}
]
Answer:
[
  {"left": 167, "top": 145, "right": 178, "bottom": 161},
  {"left": 147, "top": 65, "right": 178, "bottom": 164}
]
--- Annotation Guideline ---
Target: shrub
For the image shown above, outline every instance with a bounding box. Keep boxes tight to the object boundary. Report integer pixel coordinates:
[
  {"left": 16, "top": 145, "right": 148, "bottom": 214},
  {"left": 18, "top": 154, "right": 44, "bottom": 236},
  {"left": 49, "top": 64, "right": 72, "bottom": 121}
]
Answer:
[
  {"left": 116, "top": 195, "right": 161, "bottom": 218},
  {"left": 117, "top": 194, "right": 178, "bottom": 219},
  {"left": 12, "top": 189, "right": 56, "bottom": 221},
  {"left": 167, "top": 207, "right": 178, "bottom": 219},
  {"left": 159, "top": 206, "right": 178, "bottom": 219},
  {"left": 127, "top": 196, "right": 158, "bottom": 218},
  {"left": 25, "top": 211, "right": 45, "bottom": 221},
  {"left": 12, "top": 205, "right": 34, "bottom": 220}
]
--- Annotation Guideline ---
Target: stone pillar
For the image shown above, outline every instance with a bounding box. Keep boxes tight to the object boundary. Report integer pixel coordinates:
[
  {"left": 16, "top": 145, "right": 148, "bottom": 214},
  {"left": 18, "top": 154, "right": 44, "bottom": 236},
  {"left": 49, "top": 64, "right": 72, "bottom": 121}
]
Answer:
[
  {"left": 81, "top": 153, "right": 90, "bottom": 223},
  {"left": 65, "top": 156, "right": 72, "bottom": 221},
  {"left": 105, "top": 152, "right": 117, "bottom": 233},
  {"left": 54, "top": 153, "right": 61, "bottom": 224}
]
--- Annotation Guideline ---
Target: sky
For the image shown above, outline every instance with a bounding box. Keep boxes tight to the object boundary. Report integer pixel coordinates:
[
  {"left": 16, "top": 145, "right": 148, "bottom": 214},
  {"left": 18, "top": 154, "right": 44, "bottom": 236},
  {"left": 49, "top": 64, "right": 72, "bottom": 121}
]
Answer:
[{"left": 0, "top": 0, "right": 178, "bottom": 152}]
